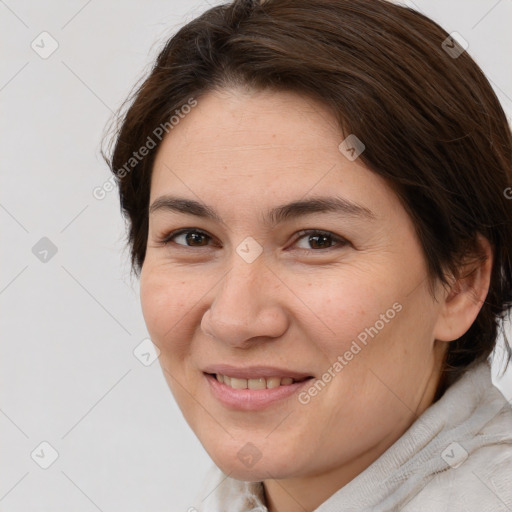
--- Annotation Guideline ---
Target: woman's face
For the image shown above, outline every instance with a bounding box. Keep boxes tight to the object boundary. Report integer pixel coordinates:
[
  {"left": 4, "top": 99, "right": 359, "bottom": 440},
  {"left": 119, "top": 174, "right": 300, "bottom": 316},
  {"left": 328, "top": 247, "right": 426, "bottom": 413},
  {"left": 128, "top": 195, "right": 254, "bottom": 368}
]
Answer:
[{"left": 140, "top": 88, "right": 448, "bottom": 482}]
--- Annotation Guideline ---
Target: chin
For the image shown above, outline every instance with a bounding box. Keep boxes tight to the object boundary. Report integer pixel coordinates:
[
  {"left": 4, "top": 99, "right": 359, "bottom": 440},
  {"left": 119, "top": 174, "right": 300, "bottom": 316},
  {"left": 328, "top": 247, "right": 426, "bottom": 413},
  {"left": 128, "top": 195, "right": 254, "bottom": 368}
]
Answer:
[
  {"left": 208, "top": 445, "right": 303, "bottom": 482},
  {"left": 215, "top": 461, "right": 287, "bottom": 482}
]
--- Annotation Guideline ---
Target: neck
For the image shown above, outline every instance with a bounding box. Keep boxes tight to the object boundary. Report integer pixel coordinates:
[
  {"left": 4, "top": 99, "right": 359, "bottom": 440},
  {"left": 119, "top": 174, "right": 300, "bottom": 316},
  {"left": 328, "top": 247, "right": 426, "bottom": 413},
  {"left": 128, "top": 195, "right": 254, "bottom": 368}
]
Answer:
[{"left": 262, "top": 431, "right": 398, "bottom": 512}]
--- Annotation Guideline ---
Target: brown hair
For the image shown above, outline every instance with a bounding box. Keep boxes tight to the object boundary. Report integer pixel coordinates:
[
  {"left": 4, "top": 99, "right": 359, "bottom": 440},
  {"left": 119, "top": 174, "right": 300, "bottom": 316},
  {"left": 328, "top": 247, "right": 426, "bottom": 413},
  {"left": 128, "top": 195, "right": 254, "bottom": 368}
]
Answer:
[{"left": 103, "top": 0, "right": 512, "bottom": 395}]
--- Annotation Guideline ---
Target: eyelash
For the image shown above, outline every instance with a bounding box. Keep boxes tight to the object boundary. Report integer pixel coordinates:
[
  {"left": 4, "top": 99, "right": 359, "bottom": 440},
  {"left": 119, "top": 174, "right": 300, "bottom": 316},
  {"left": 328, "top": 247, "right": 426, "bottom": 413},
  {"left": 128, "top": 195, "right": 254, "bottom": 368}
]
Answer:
[{"left": 156, "top": 228, "right": 348, "bottom": 252}]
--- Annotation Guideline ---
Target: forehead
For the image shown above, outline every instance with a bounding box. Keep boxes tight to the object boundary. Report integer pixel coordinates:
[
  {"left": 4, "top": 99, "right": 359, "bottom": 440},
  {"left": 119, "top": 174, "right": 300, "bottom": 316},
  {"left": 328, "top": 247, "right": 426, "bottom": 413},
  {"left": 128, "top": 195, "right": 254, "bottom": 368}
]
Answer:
[{"left": 150, "top": 88, "right": 395, "bottom": 218}]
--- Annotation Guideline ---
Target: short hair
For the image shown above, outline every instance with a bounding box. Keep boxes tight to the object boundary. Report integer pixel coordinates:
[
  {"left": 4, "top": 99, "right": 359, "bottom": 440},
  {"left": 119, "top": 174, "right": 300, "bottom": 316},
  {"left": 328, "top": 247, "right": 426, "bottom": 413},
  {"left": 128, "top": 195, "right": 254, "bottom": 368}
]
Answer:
[{"left": 103, "top": 0, "right": 512, "bottom": 396}]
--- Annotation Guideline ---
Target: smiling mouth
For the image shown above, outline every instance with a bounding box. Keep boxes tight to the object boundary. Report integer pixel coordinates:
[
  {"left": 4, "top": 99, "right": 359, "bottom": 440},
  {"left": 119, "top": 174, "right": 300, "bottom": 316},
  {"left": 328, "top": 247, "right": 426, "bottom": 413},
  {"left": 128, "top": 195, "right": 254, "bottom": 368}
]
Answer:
[{"left": 205, "top": 373, "right": 313, "bottom": 390}]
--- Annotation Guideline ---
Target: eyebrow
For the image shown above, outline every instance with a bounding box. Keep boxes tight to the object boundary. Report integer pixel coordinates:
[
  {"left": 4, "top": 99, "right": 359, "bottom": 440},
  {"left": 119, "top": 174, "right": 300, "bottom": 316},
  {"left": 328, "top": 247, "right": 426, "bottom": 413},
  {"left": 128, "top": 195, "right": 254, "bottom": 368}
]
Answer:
[{"left": 148, "top": 194, "right": 376, "bottom": 226}]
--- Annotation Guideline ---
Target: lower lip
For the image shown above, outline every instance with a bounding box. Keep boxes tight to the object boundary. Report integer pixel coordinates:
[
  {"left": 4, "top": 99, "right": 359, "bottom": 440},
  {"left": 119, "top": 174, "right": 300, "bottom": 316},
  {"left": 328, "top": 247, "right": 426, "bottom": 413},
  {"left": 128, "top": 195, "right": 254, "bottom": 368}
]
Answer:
[{"left": 204, "top": 373, "right": 313, "bottom": 411}]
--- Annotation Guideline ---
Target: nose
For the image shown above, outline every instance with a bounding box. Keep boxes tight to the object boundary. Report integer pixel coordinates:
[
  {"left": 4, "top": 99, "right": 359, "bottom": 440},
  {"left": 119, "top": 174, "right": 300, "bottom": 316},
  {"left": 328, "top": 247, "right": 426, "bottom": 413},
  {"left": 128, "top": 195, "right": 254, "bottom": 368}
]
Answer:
[{"left": 200, "top": 254, "right": 289, "bottom": 348}]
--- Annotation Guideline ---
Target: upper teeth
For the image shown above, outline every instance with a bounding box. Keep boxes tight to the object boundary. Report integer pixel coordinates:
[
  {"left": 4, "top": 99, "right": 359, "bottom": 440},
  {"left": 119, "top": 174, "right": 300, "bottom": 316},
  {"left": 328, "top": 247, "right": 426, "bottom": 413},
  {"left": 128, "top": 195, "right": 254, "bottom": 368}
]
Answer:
[{"left": 216, "top": 374, "right": 297, "bottom": 389}]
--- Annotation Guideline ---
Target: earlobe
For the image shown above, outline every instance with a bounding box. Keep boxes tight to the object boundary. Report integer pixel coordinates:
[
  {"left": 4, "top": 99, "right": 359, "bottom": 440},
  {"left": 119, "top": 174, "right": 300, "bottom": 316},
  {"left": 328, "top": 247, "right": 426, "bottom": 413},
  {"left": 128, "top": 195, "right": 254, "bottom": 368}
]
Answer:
[{"left": 433, "top": 235, "right": 493, "bottom": 343}]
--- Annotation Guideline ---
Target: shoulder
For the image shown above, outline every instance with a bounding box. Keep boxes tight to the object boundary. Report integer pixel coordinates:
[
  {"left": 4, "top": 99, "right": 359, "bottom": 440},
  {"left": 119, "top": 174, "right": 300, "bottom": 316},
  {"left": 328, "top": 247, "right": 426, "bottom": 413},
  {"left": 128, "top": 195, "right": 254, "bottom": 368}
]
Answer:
[{"left": 402, "top": 399, "right": 512, "bottom": 512}]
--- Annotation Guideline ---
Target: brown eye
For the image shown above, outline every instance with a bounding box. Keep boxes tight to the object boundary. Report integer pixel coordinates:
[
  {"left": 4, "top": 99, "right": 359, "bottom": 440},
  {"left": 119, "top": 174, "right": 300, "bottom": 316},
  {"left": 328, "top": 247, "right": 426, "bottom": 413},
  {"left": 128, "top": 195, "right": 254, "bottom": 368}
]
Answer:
[
  {"left": 294, "top": 230, "right": 348, "bottom": 251},
  {"left": 160, "top": 229, "right": 213, "bottom": 247}
]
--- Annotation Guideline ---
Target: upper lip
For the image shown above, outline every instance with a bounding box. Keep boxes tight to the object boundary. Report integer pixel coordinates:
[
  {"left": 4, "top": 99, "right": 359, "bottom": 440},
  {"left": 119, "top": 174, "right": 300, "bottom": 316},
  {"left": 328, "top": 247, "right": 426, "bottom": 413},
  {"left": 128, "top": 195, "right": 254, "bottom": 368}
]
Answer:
[{"left": 202, "top": 364, "right": 313, "bottom": 380}]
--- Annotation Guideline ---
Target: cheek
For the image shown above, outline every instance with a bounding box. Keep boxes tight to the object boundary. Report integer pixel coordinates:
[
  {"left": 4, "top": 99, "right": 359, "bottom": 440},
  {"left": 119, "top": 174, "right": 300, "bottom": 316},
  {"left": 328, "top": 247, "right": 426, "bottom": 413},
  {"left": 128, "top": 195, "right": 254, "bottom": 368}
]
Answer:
[
  {"left": 300, "top": 270, "right": 392, "bottom": 346},
  {"left": 302, "top": 267, "right": 428, "bottom": 383},
  {"left": 139, "top": 266, "right": 196, "bottom": 353}
]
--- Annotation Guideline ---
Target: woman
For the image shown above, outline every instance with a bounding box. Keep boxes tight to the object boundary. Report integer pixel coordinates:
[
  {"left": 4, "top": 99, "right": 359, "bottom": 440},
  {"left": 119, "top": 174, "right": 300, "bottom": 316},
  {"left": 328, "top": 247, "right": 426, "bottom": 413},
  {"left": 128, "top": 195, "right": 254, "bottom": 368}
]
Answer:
[{"left": 103, "top": 0, "right": 512, "bottom": 510}]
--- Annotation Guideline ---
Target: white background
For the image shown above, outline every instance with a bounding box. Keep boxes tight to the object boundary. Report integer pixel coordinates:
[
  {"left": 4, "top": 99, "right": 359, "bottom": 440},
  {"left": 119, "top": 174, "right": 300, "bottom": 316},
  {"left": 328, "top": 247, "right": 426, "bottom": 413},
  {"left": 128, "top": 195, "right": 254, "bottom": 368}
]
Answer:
[{"left": 1, "top": 0, "right": 511, "bottom": 510}]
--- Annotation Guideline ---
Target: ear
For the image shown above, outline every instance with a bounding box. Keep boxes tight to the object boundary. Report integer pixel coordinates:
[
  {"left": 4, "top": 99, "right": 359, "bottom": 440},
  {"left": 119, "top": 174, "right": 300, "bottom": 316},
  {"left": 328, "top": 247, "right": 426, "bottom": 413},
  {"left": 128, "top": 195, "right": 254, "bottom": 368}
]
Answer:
[{"left": 433, "top": 235, "right": 493, "bottom": 342}]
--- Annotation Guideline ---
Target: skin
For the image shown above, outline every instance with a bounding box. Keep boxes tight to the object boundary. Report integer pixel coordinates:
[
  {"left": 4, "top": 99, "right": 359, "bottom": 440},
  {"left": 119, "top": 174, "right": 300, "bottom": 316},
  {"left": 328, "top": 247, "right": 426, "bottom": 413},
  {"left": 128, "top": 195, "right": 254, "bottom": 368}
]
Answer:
[{"left": 139, "top": 87, "right": 493, "bottom": 512}]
